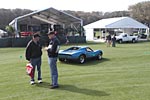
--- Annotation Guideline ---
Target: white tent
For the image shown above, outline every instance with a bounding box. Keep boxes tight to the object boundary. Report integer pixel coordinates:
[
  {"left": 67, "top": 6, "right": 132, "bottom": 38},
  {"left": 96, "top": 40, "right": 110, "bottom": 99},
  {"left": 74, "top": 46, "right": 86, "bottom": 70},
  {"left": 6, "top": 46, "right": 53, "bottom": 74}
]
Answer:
[
  {"left": 84, "top": 17, "right": 149, "bottom": 41},
  {"left": 9, "top": 7, "right": 83, "bottom": 37}
]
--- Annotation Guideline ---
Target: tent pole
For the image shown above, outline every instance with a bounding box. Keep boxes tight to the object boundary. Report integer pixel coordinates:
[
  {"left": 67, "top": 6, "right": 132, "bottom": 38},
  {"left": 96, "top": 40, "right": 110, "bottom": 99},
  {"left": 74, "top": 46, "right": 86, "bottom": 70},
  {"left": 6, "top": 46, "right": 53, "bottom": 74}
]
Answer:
[
  {"left": 105, "top": 28, "right": 107, "bottom": 39},
  {"left": 81, "top": 20, "right": 83, "bottom": 36},
  {"left": 146, "top": 28, "right": 149, "bottom": 40},
  {"left": 14, "top": 19, "right": 19, "bottom": 37}
]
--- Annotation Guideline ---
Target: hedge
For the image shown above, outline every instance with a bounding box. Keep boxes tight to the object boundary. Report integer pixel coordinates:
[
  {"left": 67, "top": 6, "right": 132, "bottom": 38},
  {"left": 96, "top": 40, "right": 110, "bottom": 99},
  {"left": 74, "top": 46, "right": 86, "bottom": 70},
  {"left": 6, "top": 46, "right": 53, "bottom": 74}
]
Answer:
[{"left": 0, "top": 36, "right": 86, "bottom": 47}]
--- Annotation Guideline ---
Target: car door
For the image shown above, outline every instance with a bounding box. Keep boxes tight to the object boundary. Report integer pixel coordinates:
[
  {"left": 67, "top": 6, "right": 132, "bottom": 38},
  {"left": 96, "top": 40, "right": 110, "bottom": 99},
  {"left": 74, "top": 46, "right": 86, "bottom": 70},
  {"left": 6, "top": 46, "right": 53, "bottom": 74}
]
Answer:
[
  {"left": 122, "top": 34, "right": 128, "bottom": 42},
  {"left": 85, "top": 47, "right": 95, "bottom": 58}
]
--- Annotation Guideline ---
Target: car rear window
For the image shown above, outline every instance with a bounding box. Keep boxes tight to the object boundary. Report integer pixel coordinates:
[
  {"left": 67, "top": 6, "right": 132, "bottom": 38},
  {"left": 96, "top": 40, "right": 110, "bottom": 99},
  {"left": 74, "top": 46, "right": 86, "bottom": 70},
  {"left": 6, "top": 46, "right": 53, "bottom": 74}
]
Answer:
[{"left": 68, "top": 47, "right": 80, "bottom": 50}]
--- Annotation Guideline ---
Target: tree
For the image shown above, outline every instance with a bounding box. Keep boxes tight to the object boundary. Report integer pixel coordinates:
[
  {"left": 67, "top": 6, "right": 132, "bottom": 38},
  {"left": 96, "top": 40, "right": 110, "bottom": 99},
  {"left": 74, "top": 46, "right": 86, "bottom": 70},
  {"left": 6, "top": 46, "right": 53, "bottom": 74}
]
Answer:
[
  {"left": 0, "top": 8, "right": 32, "bottom": 30},
  {"left": 129, "top": 1, "right": 150, "bottom": 26},
  {"left": 103, "top": 11, "right": 130, "bottom": 18},
  {"left": 5, "top": 25, "right": 15, "bottom": 37}
]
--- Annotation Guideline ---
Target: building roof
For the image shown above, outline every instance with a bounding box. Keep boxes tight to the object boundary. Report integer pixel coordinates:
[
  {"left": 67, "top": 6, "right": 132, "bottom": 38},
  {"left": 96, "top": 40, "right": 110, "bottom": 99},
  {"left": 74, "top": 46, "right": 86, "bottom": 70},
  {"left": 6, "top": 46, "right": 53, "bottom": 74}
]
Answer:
[{"left": 84, "top": 17, "right": 149, "bottom": 29}]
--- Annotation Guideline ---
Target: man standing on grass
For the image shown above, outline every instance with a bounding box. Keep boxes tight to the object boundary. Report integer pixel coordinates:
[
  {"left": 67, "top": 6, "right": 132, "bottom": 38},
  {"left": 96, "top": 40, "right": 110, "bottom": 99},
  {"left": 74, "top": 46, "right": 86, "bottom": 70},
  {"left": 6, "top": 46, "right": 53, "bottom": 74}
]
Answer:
[
  {"left": 106, "top": 34, "right": 111, "bottom": 47},
  {"left": 45, "top": 31, "right": 60, "bottom": 89},
  {"left": 111, "top": 34, "right": 116, "bottom": 47},
  {"left": 25, "top": 34, "right": 42, "bottom": 85}
]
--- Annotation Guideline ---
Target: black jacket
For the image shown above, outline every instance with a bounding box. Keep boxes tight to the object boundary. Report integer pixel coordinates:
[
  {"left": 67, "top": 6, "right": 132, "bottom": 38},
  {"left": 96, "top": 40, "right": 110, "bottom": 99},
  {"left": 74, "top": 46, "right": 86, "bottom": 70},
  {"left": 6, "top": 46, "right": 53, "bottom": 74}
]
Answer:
[
  {"left": 106, "top": 35, "right": 111, "bottom": 40},
  {"left": 25, "top": 40, "right": 42, "bottom": 61},
  {"left": 47, "top": 36, "right": 60, "bottom": 57}
]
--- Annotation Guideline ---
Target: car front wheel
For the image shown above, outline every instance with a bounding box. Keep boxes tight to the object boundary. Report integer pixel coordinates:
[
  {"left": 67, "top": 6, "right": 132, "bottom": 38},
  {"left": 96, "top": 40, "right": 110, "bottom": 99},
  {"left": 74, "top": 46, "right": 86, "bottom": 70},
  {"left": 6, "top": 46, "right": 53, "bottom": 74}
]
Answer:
[
  {"left": 119, "top": 39, "right": 122, "bottom": 43},
  {"left": 97, "top": 54, "right": 102, "bottom": 60},
  {"left": 132, "top": 39, "right": 136, "bottom": 43}
]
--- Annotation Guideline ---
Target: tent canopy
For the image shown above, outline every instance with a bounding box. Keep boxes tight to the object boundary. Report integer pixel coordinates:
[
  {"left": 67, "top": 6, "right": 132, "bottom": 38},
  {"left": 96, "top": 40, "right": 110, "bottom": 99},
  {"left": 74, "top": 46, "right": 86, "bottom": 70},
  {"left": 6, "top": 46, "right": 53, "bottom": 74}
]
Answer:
[
  {"left": 84, "top": 17, "right": 149, "bottom": 41},
  {"left": 84, "top": 17, "right": 149, "bottom": 29},
  {"left": 9, "top": 7, "right": 83, "bottom": 36},
  {"left": 10, "top": 7, "right": 83, "bottom": 25}
]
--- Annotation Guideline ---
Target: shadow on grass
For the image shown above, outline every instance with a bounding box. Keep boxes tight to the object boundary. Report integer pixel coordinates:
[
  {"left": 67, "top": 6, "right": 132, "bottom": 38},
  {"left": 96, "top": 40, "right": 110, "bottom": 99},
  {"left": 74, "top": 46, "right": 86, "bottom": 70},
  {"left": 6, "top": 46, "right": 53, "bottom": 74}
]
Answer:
[
  {"left": 36, "top": 82, "right": 110, "bottom": 97},
  {"left": 59, "top": 84, "right": 110, "bottom": 97},
  {"left": 59, "top": 58, "right": 110, "bottom": 66}
]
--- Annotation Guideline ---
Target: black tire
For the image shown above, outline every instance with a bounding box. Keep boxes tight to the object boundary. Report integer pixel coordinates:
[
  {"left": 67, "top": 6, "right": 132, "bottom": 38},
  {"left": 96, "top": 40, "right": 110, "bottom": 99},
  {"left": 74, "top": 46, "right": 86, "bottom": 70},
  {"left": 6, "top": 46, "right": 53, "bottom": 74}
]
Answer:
[
  {"left": 97, "top": 54, "right": 102, "bottom": 60},
  {"left": 59, "top": 58, "right": 65, "bottom": 62},
  {"left": 119, "top": 39, "right": 122, "bottom": 44},
  {"left": 132, "top": 39, "right": 136, "bottom": 43},
  {"left": 78, "top": 55, "right": 85, "bottom": 64}
]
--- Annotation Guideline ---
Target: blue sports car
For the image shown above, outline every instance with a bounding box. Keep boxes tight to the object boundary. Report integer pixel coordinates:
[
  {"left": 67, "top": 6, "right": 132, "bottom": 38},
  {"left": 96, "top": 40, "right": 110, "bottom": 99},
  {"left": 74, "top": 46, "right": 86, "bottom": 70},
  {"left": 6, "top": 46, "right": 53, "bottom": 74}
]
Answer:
[{"left": 58, "top": 46, "right": 103, "bottom": 64}]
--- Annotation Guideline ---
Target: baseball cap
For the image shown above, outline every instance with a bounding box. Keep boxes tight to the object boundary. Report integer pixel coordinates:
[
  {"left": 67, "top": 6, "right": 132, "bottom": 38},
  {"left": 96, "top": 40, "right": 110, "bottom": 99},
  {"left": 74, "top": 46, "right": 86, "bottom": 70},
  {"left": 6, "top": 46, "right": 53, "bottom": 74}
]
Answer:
[{"left": 47, "top": 31, "right": 55, "bottom": 35}]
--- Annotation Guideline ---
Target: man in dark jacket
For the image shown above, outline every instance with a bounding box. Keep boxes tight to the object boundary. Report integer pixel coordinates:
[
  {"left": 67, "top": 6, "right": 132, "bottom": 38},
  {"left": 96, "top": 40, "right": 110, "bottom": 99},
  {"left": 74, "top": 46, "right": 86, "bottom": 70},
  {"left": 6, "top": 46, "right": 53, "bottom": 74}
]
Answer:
[
  {"left": 106, "top": 34, "right": 111, "bottom": 47},
  {"left": 45, "top": 31, "right": 60, "bottom": 89},
  {"left": 25, "top": 34, "right": 42, "bottom": 85}
]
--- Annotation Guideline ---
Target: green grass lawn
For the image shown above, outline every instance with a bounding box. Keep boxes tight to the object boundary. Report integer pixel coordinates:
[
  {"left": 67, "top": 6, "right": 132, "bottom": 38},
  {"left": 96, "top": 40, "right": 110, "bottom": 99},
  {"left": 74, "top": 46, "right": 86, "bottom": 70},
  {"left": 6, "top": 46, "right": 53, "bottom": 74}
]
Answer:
[{"left": 0, "top": 42, "right": 150, "bottom": 100}]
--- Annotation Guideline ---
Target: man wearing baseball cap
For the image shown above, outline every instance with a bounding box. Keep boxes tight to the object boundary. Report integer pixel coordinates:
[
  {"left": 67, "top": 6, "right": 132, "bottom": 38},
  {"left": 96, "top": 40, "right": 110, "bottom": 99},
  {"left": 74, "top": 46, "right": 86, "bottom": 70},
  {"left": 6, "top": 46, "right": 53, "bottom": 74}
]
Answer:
[
  {"left": 25, "top": 33, "right": 42, "bottom": 85},
  {"left": 45, "top": 31, "right": 60, "bottom": 89}
]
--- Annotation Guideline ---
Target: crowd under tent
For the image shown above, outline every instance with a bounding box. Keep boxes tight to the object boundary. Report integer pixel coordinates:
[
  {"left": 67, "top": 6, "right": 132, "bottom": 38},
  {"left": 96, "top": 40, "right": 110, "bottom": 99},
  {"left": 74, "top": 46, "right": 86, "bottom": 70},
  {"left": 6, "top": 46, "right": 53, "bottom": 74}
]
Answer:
[
  {"left": 9, "top": 7, "right": 83, "bottom": 37},
  {"left": 84, "top": 17, "right": 149, "bottom": 41}
]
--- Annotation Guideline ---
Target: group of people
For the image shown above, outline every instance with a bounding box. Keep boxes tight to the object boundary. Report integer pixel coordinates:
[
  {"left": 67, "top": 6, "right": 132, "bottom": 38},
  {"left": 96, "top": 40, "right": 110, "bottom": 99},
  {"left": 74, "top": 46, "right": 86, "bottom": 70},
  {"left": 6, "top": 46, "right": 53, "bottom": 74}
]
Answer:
[
  {"left": 25, "top": 31, "right": 60, "bottom": 89},
  {"left": 106, "top": 34, "right": 116, "bottom": 47}
]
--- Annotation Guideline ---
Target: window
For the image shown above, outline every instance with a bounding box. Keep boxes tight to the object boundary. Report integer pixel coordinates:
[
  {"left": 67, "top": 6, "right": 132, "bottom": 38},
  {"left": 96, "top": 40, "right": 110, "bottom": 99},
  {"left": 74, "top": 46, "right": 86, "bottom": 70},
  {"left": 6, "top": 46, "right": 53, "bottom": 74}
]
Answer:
[
  {"left": 69, "top": 47, "right": 80, "bottom": 50},
  {"left": 86, "top": 47, "right": 93, "bottom": 52}
]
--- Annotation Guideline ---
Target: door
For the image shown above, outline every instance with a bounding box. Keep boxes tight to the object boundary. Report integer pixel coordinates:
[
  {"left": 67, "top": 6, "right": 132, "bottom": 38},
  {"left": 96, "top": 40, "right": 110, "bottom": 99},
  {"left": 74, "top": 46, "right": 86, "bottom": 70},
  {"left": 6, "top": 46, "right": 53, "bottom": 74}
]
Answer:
[
  {"left": 122, "top": 34, "right": 128, "bottom": 42},
  {"left": 86, "top": 47, "right": 95, "bottom": 58}
]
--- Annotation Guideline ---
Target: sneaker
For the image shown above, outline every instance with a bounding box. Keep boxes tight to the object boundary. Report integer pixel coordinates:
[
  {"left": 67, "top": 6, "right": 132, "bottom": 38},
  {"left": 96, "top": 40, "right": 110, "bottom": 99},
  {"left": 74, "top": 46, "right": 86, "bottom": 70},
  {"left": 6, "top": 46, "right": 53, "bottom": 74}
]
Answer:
[
  {"left": 30, "top": 81, "right": 35, "bottom": 85},
  {"left": 38, "top": 80, "right": 42, "bottom": 84},
  {"left": 50, "top": 85, "right": 59, "bottom": 89}
]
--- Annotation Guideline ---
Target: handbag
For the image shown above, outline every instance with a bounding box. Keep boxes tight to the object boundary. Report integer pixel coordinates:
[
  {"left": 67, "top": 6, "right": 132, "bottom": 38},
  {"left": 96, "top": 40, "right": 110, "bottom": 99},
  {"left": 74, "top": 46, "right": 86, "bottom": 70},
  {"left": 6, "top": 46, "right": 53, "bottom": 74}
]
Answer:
[{"left": 26, "top": 63, "right": 34, "bottom": 78}]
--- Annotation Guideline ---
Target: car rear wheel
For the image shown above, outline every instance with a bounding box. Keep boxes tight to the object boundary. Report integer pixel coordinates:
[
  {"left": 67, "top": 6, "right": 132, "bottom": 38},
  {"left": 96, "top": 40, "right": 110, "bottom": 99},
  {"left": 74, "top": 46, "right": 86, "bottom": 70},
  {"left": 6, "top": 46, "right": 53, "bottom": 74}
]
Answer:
[
  {"left": 97, "top": 54, "right": 102, "bottom": 60},
  {"left": 78, "top": 55, "right": 85, "bottom": 64}
]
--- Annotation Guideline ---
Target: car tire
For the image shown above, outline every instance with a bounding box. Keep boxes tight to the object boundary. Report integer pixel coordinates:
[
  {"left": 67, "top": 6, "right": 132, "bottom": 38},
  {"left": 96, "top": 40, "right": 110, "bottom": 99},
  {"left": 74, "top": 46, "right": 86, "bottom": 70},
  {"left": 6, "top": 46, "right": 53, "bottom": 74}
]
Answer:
[
  {"left": 119, "top": 39, "right": 122, "bottom": 43},
  {"left": 97, "top": 54, "right": 102, "bottom": 60},
  {"left": 132, "top": 39, "right": 136, "bottom": 43},
  {"left": 78, "top": 55, "right": 85, "bottom": 64},
  {"left": 59, "top": 58, "right": 65, "bottom": 62}
]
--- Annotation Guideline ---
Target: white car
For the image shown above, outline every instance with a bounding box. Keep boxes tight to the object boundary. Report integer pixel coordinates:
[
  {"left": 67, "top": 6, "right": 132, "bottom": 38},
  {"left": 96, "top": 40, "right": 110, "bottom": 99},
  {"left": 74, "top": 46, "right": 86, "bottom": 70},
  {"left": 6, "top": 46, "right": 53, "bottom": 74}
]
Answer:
[
  {"left": 0, "top": 29, "right": 7, "bottom": 38},
  {"left": 115, "top": 33, "right": 138, "bottom": 43}
]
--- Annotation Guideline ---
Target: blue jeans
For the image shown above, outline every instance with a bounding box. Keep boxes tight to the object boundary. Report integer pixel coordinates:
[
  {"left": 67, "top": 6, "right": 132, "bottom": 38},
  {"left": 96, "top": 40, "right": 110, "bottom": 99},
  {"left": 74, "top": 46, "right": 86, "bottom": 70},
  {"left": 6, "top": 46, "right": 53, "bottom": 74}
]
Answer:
[
  {"left": 30, "top": 57, "right": 42, "bottom": 81},
  {"left": 48, "top": 57, "right": 58, "bottom": 86}
]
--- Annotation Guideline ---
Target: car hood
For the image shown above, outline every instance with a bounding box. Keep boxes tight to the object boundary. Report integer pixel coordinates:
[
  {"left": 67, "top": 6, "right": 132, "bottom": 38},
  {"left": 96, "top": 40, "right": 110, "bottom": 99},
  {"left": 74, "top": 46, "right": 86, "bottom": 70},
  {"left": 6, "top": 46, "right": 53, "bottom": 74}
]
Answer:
[{"left": 115, "top": 36, "right": 120, "bottom": 38}]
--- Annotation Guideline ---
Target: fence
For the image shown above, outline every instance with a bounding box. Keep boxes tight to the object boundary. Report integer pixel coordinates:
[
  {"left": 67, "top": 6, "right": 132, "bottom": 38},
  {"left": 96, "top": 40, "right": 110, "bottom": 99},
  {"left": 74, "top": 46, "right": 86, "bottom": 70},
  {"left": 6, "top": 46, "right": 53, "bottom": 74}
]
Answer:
[{"left": 0, "top": 36, "right": 86, "bottom": 47}]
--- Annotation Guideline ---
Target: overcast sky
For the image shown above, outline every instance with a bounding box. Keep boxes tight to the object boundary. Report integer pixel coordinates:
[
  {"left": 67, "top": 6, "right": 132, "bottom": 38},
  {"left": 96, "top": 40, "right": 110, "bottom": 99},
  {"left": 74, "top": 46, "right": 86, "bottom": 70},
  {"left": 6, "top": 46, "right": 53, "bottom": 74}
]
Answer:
[{"left": 0, "top": 0, "right": 148, "bottom": 12}]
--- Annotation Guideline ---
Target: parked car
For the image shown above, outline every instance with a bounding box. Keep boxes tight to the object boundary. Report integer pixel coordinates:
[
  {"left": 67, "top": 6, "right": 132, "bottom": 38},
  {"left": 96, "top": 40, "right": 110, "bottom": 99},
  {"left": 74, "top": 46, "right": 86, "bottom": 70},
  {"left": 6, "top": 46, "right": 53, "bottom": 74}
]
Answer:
[
  {"left": 115, "top": 33, "right": 138, "bottom": 43},
  {"left": 0, "top": 29, "right": 7, "bottom": 38},
  {"left": 58, "top": 46, "right": 103, "bottom": 64}
]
